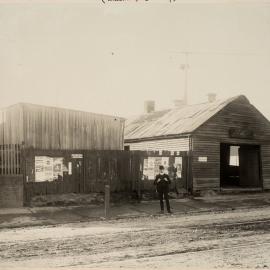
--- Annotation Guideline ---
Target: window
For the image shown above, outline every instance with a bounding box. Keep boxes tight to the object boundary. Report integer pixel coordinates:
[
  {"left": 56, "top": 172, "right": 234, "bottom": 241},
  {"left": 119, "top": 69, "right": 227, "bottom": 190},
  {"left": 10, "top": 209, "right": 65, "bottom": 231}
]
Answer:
[{"left": 229, "top": 146, "right": 240, "bottom": 166}]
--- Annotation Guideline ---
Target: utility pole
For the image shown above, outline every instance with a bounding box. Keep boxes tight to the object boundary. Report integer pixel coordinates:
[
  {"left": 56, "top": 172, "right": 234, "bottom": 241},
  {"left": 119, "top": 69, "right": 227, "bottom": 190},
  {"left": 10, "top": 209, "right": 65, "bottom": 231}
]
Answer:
[
  {"left": 171, "top": 50, "right": 256, "bottom": 105},
  {"left": 179, "top": 52, "right": 189, "bottom": 105}
]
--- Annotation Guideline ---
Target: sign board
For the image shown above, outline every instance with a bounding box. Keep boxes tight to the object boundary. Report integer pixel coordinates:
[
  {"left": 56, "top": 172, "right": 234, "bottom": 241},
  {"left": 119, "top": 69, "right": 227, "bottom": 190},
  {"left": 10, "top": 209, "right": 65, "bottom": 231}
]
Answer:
[
  {"left": 68, "top": 162, "right": 72, "bottom": 175},
  {"left": 198, "top": 156, "right": 207, "bottom": 162},
  {"left": 71, "top": 154, "right": 83, "bottom": 159},
  {"left": 229, "top": 128, "right": 254, "bottom": 139}
]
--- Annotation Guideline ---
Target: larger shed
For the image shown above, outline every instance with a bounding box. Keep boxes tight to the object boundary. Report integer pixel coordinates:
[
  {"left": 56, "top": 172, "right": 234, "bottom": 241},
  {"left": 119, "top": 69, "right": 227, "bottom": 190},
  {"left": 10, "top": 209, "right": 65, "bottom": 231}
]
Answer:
[
  {"left": 0, "top": 103, "right": 125, "bottom": 150},
  {"left": 125, "top": 95, "right": 270, "bottom": 192},
  {"left": 0, "top": 103, "right": 125, "bottom": 207}
]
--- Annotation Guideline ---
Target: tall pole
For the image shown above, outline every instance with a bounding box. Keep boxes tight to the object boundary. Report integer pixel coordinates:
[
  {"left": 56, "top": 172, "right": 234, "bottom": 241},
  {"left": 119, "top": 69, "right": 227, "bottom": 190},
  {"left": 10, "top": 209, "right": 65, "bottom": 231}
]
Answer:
[
  {"left": 171, "top": 50, "right": 255, "bottom": 106},
  {"left": 184, "top": 52, "right": 189, "bottom": 105},
  {"left": 180, "top": 52, "right": 189, "bottom": 105}
]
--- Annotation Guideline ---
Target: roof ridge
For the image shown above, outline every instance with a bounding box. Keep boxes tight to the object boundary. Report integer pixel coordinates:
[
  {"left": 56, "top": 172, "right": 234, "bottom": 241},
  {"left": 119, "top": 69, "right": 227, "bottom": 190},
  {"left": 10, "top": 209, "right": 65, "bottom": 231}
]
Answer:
[
  {"left": 124, "top": 95, "right": 249, "bottom": 141},
  {"left": 2, "top": 102, "right": 124, "bottom": 120}
]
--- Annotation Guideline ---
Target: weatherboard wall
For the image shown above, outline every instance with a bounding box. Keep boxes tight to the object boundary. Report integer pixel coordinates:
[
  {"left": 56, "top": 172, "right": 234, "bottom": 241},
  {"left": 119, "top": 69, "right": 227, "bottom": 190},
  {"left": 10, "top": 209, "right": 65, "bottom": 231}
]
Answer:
[
  {"left": 261, "top": 145, "right": 270, "bottom": 190},
  {"left": 125, "top": 137, "right": 190, "bottom": 152},
  {"left": 192, "top": 97, "right": 270, "bottom": 191}
]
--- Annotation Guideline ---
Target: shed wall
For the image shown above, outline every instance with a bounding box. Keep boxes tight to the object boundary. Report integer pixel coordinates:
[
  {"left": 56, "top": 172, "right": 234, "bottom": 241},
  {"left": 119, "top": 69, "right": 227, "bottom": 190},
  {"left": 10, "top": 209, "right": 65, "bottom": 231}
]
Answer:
[
  {"left": 261, "top": 145, "right": 270, "bottom": 190},
  {"left": 125, "top": 137, "right": 190, "bottom": 152},
  {"left": 192, "top": 137, "right": 220, "bottom": 191},
  {"left": 192, "top": 99, "right": 270, "bottom": 191},
  {"left": 0, "top": 104, "right": 124, "bottom": 150}
]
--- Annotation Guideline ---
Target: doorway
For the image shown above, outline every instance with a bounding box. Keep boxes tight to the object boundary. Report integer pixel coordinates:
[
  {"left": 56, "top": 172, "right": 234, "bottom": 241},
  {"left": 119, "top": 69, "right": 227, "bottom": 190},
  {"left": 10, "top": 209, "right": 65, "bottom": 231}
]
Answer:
[{"left": 220, "top": 143, "right": 261, "bottom": 188}]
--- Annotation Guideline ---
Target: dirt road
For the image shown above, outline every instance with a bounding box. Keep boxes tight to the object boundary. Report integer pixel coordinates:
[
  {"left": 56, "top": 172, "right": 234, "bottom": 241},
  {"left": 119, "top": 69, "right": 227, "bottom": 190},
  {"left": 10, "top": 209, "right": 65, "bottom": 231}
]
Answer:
[{"left": 0, "top": 206, "right": 269, "bottom": 269}]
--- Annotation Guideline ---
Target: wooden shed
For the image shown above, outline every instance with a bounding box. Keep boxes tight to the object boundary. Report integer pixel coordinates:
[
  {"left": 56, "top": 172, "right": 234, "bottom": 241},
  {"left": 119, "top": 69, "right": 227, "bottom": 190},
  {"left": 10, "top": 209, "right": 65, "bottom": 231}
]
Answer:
[
  {"left": 125, "top": 95, "right": 270, "bottom": 192},
  {"left": 0, "top": 103, "right": 125, "bottom": 150},
  {"left": 0, "top": 102, "right": 125, "bottom": 178},
  {"left": 0, "top": 103, "right": 125, "bottom": 207}
]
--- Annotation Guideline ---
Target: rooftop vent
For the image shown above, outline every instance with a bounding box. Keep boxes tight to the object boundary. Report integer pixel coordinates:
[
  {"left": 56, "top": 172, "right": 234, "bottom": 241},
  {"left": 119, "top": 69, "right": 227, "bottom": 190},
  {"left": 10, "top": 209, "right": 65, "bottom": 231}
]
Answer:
[
  {"left": 144, "top": 100, "right": 155, "bottom": 114},
  {"left": 207, "top": 93, "right": 217, "bottom": 103}
]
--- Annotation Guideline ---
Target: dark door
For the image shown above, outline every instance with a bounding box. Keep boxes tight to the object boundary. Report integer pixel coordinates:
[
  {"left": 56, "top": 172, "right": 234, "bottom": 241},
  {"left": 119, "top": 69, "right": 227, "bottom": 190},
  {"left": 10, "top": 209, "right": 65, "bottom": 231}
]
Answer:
[
  {"left": 220, "top": 144, "right": 230, "bottom": 186},
  {"left": 239, "top": 145, "right": 260, "bottom": 187}
]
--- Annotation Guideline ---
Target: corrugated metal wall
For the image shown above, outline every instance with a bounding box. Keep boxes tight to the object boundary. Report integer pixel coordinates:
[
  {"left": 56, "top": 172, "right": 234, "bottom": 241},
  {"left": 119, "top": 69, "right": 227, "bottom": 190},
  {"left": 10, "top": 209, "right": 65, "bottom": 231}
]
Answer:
[{"left": 125, "top": 137, "right": 190, "bottom": 152}]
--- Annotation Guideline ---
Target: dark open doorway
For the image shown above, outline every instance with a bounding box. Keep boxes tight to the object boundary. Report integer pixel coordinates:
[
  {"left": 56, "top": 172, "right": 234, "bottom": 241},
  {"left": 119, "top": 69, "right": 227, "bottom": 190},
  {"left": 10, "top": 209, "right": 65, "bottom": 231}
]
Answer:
[{"left": 220, "top": 143, "right": 261, "bottom": 188}]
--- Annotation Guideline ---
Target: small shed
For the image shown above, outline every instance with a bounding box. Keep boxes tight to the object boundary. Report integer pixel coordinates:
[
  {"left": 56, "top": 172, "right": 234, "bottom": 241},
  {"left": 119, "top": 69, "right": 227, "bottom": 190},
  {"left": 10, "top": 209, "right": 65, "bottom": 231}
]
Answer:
[
  {"left": 0, "top": 103, "right": 125, "bottom": 207},
  {"left": 125, "top": 95, "right": 270, "bottom": 192}
]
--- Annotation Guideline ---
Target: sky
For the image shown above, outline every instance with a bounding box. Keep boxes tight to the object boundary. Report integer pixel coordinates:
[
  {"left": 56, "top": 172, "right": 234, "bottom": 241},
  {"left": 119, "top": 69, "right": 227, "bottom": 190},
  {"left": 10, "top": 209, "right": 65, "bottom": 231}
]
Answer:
[{"left": 1, "top": 0, "right": 270, "bottom": 119}]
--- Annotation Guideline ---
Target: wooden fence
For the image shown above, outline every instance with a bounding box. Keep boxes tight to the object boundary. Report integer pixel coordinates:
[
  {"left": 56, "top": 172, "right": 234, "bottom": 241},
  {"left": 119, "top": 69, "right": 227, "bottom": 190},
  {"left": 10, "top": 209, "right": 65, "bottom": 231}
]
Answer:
[
  {"left": 23, "top": 149, "right": 143, "bottom": 202},
  {"left": 22, "top": 149, "right": 189, "bottom": 202},
  {"left": 0, "top": 144, "right": 21, "bottom": 175}
]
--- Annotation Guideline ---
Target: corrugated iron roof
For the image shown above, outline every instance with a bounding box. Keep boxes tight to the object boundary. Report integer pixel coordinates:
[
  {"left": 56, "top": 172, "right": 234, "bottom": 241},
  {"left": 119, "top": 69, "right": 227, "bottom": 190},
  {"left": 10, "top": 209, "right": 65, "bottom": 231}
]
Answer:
[
  {"left": 1, "top": 102, "right": 125, "bottom": 122},
  {"left": 125, "top": 95, "right": 247, "bottom": 141}
]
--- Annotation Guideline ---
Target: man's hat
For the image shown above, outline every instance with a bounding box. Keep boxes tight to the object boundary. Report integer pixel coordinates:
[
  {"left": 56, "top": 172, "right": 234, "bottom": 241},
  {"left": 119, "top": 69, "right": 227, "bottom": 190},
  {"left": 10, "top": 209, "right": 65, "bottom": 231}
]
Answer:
[{"left": 159, "top": 165, "right": 164, "bottom": 170}]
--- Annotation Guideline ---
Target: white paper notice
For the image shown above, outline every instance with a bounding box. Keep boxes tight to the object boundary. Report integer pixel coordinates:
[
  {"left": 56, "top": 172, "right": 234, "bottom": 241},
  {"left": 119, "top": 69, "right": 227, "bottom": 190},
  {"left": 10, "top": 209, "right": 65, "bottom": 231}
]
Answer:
[
  {"left": 174, "top": 156, "right": 182, "bottom": 178},
  {"left": 35, "top": 156, "right": 53, "bottom": 182}
]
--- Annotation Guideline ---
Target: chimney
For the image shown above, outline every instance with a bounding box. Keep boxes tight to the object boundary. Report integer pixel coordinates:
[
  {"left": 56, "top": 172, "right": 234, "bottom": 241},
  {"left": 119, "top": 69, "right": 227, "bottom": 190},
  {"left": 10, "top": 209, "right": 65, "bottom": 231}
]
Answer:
[
  {"left": 173, "top": 99, "right": 186, "bottom": 108},
  {"left": 144, "top": 100, "right": 155, "bottom": 114},
  {"left": 207, "top": 93, "right": 217, "bottom": 103}
]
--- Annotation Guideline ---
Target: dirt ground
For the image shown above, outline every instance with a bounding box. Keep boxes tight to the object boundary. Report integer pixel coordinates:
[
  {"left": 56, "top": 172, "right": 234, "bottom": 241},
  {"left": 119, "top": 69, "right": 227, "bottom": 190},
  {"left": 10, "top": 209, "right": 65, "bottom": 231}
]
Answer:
[{"left": 0, "top": 206, "right": 269, "bottom": 269}]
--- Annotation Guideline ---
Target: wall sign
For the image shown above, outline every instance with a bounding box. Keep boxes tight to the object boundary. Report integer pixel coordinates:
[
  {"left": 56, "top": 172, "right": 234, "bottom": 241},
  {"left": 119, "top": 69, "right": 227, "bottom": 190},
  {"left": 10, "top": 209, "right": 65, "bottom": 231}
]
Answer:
[
  {"left": 71, "top": 154, "right": 83, "bottom": 159},
  {"left": 229, "top": 128, "right": 254, "bottom": 139},
  {"left": 68, "top": 162, "right": 72, "bottom": 175},
  {"left": 198, "top": 156, "right": 207, "bottom": 162}
]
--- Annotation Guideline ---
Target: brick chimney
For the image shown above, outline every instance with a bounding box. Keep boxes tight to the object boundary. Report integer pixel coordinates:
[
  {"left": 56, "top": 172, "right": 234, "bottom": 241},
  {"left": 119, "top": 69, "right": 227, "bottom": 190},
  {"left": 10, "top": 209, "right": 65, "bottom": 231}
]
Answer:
[
  {"left": 144, "top": 100, "right": 155, "bottom": 114},
  {"left": 207, "top": 93, "right": 217, "bottom": 103}
]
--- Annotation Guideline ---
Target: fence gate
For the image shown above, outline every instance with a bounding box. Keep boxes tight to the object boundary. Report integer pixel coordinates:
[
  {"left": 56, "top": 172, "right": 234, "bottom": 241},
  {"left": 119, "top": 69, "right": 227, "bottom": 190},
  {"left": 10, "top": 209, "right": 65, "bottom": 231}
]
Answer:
[
  {"left": 0, "top": 144, "right": 21, "bottom": 175},
  {"left": 0, "top": 144, "right": 23, "bottom": 207}
]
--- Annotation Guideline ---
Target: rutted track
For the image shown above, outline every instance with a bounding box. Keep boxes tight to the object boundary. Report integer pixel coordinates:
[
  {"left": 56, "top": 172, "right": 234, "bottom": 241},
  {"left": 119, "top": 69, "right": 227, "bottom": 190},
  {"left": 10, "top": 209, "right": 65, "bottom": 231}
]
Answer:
[{"left": 0, "top": 207, "right": 269, "bottom": 269}]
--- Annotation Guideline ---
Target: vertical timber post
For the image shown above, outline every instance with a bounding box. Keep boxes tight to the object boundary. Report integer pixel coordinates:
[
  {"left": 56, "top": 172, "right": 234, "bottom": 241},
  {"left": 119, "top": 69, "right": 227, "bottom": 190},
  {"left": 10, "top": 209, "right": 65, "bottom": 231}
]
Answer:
[{"left": 105, "top": 185, "right": 110, "bottom": 218}]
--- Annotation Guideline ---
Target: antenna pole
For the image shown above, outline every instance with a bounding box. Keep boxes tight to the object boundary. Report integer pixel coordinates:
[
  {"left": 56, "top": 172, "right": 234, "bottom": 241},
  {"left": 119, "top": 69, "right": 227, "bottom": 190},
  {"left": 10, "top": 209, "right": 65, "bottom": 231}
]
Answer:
[
  {"left": 184, "top": 52, "right": 189, "bottom": 105},
  {"left": 180, "top": 52, "right": 189, "bottom": 105}
]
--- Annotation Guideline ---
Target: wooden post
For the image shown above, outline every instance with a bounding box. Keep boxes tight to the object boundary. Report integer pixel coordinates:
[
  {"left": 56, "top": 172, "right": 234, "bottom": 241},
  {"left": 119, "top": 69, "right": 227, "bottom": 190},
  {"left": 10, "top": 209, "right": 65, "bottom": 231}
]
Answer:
[
  {"left": 104, "top": 185, "right": 110, "bottom": 218},
  {"left": 138, "top": 155, "right": 142, "bottom": 201}
]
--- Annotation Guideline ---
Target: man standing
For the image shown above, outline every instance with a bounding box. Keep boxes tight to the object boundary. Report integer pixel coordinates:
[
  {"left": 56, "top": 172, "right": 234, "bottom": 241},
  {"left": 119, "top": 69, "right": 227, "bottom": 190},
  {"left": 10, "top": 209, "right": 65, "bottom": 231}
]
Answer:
[{"left": 154, "top": 165, "right": 172, "bottom": 214}]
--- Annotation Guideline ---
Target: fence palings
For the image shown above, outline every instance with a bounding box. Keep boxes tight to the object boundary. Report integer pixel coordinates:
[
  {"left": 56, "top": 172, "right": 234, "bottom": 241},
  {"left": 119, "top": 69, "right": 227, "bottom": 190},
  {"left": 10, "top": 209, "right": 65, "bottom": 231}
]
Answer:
[
  {"left": 0, "top": 144, "right": 21, "bottom": 175},
  {"left": 22, "top": 148, "right": 188, "bottom": 202}
]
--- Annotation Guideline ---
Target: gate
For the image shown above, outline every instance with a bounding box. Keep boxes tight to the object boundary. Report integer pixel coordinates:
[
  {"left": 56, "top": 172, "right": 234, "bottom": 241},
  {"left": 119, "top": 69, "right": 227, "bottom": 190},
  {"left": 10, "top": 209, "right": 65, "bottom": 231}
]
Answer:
[
  {"left": 0, "top": 144, "right": 23, "bottom": 207},
  {"left": 0, "top": 144, "right": 21, "bottom": 175}
]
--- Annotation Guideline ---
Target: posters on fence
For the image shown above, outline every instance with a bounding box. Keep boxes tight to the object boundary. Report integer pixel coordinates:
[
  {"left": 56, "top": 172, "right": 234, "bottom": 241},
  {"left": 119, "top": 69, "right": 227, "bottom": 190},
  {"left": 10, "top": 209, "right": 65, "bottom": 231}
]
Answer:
[
  {"left": 143, "top": 156, "right": 170, "bottom": 180},
  {"left": 143, "top": 156, "right": 182, "bottom": 180},
  {"left": 35, "top": 156, "right": 64, "bottom": 182},
  {"left": 53, "top": 158, "right": 64, "bottom": 180},
  {"left": 35, "top": 156, "right": 53, "bottom": 182},
  {"left": 174, "top": 156, "right": 182, "bottom": 178}
]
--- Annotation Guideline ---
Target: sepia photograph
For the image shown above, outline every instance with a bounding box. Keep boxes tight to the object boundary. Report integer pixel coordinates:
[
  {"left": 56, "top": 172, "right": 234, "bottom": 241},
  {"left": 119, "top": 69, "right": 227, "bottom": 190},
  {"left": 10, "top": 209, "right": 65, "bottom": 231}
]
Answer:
[{"left": 0, "top": 0, "right": 270, "bottom": 269}]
